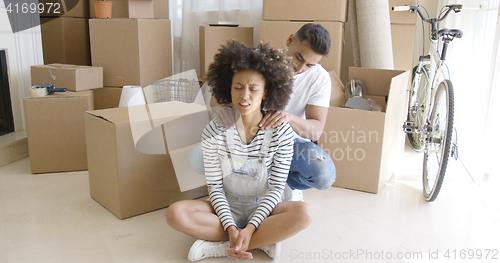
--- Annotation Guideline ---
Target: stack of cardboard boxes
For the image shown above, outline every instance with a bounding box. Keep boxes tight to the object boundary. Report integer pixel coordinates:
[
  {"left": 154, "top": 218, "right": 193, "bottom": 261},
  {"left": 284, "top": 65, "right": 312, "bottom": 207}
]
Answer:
[
  {"left": 25, "top": 64, "right": 103, "bottom": 174},
  {"left": 88, "top": 0, "right": 172, "bottom": 108},
  {"left": 27, "top": 1, "right": 208, "bottom": 219},
  {"left": 260, "top": 0, "right": 348, "bottom": 76}
]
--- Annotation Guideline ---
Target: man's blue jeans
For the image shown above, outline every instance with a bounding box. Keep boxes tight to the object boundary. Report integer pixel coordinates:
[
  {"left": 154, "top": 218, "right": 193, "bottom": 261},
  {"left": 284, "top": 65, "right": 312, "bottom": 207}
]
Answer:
[{"left": 189, "top": 138, "right": 336, "bottom": 190}]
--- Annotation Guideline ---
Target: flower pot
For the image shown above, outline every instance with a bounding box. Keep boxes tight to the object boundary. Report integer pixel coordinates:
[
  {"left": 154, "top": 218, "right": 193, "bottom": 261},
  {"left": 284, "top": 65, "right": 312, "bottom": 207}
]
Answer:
[{"left": 94, "top": 1, "right": 113, "bottom": 18}]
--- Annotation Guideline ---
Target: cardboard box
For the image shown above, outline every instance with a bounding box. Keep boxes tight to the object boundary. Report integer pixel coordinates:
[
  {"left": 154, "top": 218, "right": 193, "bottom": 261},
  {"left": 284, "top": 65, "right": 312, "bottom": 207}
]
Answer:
[
  {"left": 89, "top": 19, "right": 172, "bottom": 87},
  {"left": 93, "top": 87, "right": 123, "bottom": 110},
  {"left": 260, "top": 20, "right": 344, "bottom": 75},
  {"left": 263, "top": 0, "right": 348, "bottom": 22},
  {"left": 199, "top": 26, "right": 253, "bottom": 80},
  {"left": 31, "top": 64, "right": 103, "bottom": 91},
  {"left": 389, "top": 0, "right": 418, "bottom": 24},
  {"left": 392, "top": 24, "right": 416, "bottom": 71},
  {"left": 89, "top": 0, "right": 154, "bottom": 18},
  {"left": 24, "top": 90, "right": 94, "bottom": 174},
  {"left": 41, "top": 17, "right": 91, "bottom": 66},
  {"left": 39, "top": 0, "right": 89, "bottom": 18},
  {"left": 318, "top": 68, "right": 410, "bottom": 193},
  {"left": 154, "top": 0, "right": 169, "bottom": 19},
  {"left": 84, "top": 102, "right": 209, "bottom": 219}
]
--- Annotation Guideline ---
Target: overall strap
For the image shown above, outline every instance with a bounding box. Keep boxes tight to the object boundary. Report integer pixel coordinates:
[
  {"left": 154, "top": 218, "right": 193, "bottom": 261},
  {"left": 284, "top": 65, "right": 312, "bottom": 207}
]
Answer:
[
  {"left": 226, "top": 127, "right": 235, "bottom": 154},
  {"left": 259, "top": 128, "right": 274, "bottom": 158}
]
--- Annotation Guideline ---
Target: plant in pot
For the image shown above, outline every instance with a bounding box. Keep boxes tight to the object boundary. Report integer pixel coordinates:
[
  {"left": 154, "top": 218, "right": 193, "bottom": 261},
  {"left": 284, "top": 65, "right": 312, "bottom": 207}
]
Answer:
[{"left": 94, "top": 0, "right": 113, "bottom": 18}]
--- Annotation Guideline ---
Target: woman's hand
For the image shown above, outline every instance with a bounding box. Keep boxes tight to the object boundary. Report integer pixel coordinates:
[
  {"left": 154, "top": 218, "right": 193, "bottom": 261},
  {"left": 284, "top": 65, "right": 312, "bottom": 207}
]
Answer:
[{"left": 225, "top": 225, "right": 255, "bottom": 260}]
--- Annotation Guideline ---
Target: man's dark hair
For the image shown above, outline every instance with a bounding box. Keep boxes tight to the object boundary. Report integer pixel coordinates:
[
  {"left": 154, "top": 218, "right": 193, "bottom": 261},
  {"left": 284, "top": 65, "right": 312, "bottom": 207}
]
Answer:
[
  {"left": 206, "top": 40, "right": 294, "bottom": 111},
  {"left": 295, "top": 23, "right": 331, "bottom": 56}
]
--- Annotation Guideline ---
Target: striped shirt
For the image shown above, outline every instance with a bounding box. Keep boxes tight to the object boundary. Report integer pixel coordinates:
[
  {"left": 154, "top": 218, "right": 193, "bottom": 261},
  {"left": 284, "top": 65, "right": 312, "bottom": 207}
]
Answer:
[{"left": 201, "top": 119, "right": 294, "bottom": 231}]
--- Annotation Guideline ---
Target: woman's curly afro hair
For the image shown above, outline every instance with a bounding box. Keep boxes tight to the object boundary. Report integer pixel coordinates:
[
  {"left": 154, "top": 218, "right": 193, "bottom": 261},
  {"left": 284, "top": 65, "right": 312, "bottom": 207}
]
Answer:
[{"left": 206, "top": 40, "right": 294, "bottom": 111}]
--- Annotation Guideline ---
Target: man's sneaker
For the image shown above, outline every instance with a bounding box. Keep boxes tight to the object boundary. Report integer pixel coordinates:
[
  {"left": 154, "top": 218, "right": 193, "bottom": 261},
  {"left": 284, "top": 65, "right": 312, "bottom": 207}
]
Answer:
[
  {"left": 283, "top": 184, "right": 304, "bottom": 201},
  {"left": 187, "top": 239, "right": 229, "bottom": 261},
  {"left": 259, "top": 242, "right": 281, "bottom": 260}
]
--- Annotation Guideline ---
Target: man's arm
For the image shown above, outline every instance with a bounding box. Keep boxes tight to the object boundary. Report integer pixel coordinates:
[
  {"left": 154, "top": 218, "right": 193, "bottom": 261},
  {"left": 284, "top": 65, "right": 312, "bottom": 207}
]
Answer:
[
  {"left": 259, "top": 105, "right": 328, "bottom": 141},
  {"left": 210, "top": 95, "right": 236, "bottom": 128}
]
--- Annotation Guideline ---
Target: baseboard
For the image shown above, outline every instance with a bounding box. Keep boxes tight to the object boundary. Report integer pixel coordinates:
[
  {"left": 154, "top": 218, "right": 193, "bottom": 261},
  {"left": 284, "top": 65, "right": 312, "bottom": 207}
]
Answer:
[{"left": 0, "top": 131, "right": 29, "bottom": 168}]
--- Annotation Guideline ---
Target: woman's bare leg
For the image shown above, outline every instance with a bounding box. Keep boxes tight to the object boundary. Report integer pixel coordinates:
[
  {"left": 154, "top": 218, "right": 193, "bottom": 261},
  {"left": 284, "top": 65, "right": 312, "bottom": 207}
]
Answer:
[
  {"left": 247, "top": 201, "right": 314, "bottom": 250},
  {"left": 165, "top": 200, "right": 229, "bottom": 241},
  {"left": 166, "top": 200, "right": 313, "bottom": 250}
]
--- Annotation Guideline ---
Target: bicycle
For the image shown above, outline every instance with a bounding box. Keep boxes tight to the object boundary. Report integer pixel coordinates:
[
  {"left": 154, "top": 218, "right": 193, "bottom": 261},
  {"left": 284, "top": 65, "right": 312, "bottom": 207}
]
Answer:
[{"left": 392, "top": 4, "right": 464, "bottom": 202}]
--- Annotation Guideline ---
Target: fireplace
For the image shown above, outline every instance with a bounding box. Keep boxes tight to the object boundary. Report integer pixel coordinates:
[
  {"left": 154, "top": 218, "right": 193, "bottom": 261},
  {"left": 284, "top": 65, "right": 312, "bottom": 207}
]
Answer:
[{"left": 0, "top": 50, "right": 14, "bottom": 136}]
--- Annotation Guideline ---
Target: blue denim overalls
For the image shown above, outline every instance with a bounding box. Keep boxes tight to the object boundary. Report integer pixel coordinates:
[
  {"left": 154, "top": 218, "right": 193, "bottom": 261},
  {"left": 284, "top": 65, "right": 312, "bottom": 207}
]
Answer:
[{"left": 221, "top": 127, "right": 273, "bottom": 228}]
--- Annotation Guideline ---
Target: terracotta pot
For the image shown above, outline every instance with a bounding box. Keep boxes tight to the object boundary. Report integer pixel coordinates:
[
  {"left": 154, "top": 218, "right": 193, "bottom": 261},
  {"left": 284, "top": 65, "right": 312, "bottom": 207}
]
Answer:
[{"left": 94, "top": 1, "right": 113, "bottom": 18}]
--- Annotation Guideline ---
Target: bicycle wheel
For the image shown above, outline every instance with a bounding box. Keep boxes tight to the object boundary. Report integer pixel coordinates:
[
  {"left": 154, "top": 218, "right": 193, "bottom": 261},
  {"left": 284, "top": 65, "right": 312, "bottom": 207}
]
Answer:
[
  {"left": 423, "top": 80, "right": 454, "bottom": 202},
  {"left": 408, "top": 65, "right": 431, "bottom": 152}
]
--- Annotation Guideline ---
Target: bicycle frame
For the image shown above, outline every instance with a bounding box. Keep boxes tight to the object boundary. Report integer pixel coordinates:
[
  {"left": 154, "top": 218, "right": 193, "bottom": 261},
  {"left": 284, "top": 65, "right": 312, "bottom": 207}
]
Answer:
[{"left": 404, "top": 4, "right": 461, "bottom": 136}]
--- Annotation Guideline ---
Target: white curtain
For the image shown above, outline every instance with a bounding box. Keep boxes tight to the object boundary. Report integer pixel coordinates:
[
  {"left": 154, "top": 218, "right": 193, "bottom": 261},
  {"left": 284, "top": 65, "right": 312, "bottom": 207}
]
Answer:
[
  {"left": 436, "top": 0, "right": 500, "bottom": 183},
  {"left": 169, "top": 0, "right": 263, "bottom": 75}
]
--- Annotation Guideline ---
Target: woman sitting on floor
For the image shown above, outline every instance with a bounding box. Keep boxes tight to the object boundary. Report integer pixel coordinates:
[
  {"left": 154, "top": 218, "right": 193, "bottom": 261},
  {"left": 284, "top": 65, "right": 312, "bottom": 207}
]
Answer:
[{"left": 165, "top": 40, "right": 313, "bottom": 261}]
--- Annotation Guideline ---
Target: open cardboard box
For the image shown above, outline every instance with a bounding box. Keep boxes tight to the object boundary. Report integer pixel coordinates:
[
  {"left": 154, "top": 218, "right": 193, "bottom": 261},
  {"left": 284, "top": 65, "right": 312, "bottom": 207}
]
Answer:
[
  {"left": 84, "top": 101, "right": 211, "bottom": 219},
  {"left": 318, "top": 67, "right": 410, "bottom": 194}
]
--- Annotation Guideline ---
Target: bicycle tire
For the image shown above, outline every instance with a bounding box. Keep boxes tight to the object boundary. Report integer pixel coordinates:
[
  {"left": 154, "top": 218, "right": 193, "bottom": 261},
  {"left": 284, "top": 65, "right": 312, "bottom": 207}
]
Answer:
[
  {"left": 423, "top": 80, "right": 454, "bottom": 202},
  {"left": 408, "top": 65, "right": 431, "bottom": 152}
]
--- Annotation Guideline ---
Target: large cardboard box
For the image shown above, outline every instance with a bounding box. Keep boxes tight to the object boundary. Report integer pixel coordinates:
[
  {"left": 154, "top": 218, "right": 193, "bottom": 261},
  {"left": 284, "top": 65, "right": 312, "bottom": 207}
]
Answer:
[
  {"left": 263, "top": 0, "right": 348, "bottom": 22},
  {"left": 154, "top": 0, "right": 169, "bottom": 19},
  {"left": 93, "top": 87, "right": 122, "bottom": 110},
  {"left": 318, "top": 68, "right": 410, "bottom": 194},
  {"left": 31, "top": 64, "right": 103, "bottom": 91},
  {"left": 41, "top": 17, "right": 91, "bottom": 66},
  {"left": 389, "top": 0, "right": 418, "bottom": 24},
  {"left": 24, "top": 90, "right": 94, "bottom": 174},
  {"left": 391, "top": 24, "right": 416, "bottom": 71},
  {"left": 89, "top": 0, "right": 154, "bottom": 18},
  {"left": 89, "top": 19, "right": 172, "bottom": 87},
  {"left": 39, "top": 0, "right": 89, "bottom": 18},
  {"left": 260, "top": 20, "right": 344, "bottom": 75},
  {"left": 199, "top": 26, "right": 253, "bottom": 80},
  {"left": 84, "top": 103, "right": 209, "bottom": 219}
]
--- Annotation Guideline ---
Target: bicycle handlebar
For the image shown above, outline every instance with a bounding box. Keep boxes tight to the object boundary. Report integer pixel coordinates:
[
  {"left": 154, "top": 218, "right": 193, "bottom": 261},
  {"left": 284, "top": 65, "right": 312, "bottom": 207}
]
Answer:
[
  {"left": 392, "top": 4, "right": 463, "bottom": 40},
  {"left": 392, "top": 4, "right": 463, "bottom": 22}
]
